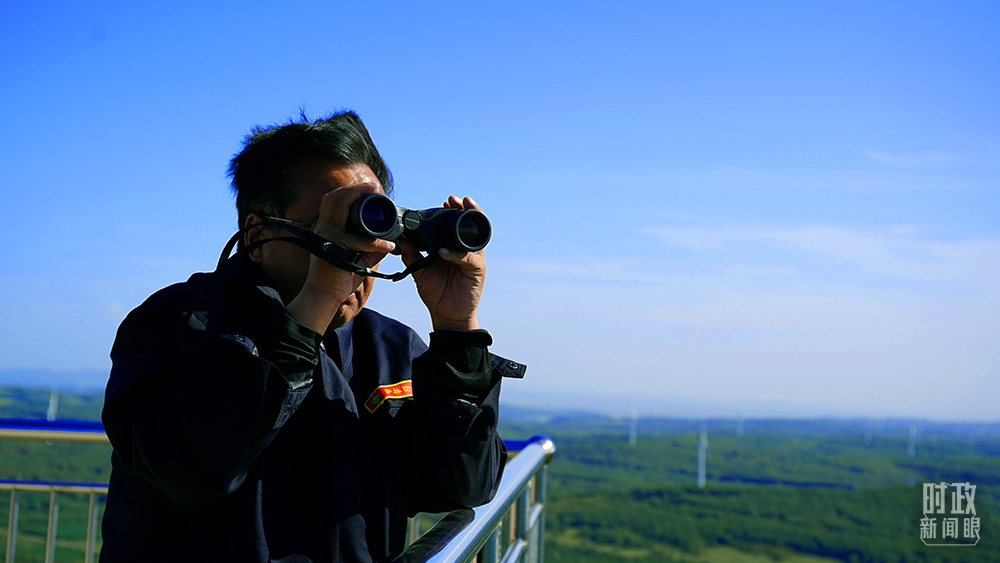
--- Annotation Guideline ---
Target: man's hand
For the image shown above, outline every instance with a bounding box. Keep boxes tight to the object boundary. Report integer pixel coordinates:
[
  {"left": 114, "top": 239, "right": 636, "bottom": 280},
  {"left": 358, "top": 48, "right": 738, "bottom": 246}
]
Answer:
[
  {"left": 398, "top": 195, "right": 487, "bottom": 332},
  {"left": 286, "top": 183, "right": 395, "bottom": 334}
]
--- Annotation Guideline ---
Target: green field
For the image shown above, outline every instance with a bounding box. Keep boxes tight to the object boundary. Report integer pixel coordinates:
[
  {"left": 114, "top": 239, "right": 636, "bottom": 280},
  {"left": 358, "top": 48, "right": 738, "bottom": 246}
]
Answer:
[
  {"left": 2, "top": 388, "right": 998, "bottom": 562},
  {"left": 500, "top": 411, "right": 1000, "bottom": 563}
]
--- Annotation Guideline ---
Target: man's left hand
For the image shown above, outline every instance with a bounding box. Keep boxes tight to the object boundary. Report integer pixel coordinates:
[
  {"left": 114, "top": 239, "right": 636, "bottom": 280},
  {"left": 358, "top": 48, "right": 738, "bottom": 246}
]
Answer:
[{"left": 398, "top": 195, "right": 486, "bottom": 332}]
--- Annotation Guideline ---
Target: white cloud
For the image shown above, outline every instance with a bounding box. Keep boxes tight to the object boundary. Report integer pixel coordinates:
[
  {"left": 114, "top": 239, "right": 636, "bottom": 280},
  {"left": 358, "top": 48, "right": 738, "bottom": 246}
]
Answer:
[
  {"left": 643, "top": 225, "right": 759, "bottom": 251},
  {"left": 763, "top": 227, "right": 890, "bottom": 264},
  {"left": 723, "top": 265, "right": 798, "bottom": 278},
  {"left": 511, "top": 257, "right": 688, "bottom": 285},
  {"left": 765, "top": 227, "right": 1000, "bottom": 286},
  {"left": 611, "top": 292, "right": 911, "bottom": 334},
  {"left": 514, "top": 165, "right": 994, "bottom": 194},
  {"left": 643, "top": 222, "right": 1000, "bottom": 288},
  {"left": 103, "top": 299, "right": 126, "bottom": 321},
  {"left": 866, "top": 149, "right": 958, "bottom": 168}
]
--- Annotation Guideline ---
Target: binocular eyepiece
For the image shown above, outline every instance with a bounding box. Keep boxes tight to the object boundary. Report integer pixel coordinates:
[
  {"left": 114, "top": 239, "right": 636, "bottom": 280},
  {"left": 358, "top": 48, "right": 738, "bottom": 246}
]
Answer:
[{"left": 346, "top": 194, "right": 492, "bottom": 252}]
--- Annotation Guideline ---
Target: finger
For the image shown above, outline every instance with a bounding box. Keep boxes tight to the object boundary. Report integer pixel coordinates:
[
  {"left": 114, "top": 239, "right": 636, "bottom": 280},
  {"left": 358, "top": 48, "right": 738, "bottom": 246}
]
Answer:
[
  {"left": 462, "top": 195, "right": 482, "bottom": 211},
  {"left": 397, "top": 238, "right": 422, "bottom": 266},
  {"left": 442, "top": 195, "right": 483, "bottom": 212},
  {"left": 439, "top": 247, "right": 485, "bottom": 271},
  {"left": 327, "top": 227, "right": 395, "bottom": 251},
  {"left": 360, "top": 237, "right": 396, "bottom": 254},
  {"left": 438, "top": 247, "right": 466, "bottom": 262}
]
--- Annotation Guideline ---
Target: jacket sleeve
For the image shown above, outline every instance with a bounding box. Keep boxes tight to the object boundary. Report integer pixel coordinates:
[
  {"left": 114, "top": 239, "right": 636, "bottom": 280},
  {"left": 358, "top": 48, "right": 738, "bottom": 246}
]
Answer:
[
  {"left": 403, "top": 329, "right": 522, "bottom": 514},
  {"left": 101, "top": 277, "right": 319, "bottom": 507}
]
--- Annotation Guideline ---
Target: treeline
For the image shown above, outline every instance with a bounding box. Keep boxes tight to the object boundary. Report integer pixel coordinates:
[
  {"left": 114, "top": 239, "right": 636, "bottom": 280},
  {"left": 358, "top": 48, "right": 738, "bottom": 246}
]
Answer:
[
  {"left": 501, "top": 414, "right": 1000, "bottom": 563},
  {"left": 0, "top": 387, "right": 104, "bottom": 420},
  {"left": 546, "top": 481, "right": 997, "bottom": 563}
]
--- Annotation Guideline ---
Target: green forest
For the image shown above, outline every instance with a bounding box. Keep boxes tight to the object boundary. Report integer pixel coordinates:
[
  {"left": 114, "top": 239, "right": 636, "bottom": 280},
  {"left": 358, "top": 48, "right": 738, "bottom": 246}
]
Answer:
[
  {"left": 1, "top": 387, "right": 998, "bottom": 562},
  {"left": 500, "top": 411, "right": 1000, "bottom": 563}
]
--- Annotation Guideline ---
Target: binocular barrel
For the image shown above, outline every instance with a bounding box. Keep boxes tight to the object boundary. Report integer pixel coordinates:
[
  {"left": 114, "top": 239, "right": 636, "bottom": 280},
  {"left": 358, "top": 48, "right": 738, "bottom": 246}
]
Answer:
[{"left": 346, "top": 193, "right": 492, "bottom": 252}]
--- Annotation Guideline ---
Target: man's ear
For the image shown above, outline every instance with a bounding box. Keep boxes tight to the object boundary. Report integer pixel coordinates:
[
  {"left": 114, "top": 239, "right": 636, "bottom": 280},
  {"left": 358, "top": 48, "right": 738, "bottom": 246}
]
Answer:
[{"left": 244, "top": 213, "right": 267, "bottom": 264}]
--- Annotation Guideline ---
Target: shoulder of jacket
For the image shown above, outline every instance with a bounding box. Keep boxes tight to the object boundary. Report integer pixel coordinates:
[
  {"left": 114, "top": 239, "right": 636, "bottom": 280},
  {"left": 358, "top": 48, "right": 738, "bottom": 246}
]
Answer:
[
  {"left": 354, "top": 308, "right": 427, "bottom": 353},
  {"left": 142, "top": 270, "right": 276, "bottom": 309}
]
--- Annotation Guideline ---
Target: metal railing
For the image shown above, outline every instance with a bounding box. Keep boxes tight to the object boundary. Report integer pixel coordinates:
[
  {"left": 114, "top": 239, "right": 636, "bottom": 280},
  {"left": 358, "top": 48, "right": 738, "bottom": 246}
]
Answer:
[
  {"left": 0, "top": 420, "right": 555, "bottom": 563},
  {"left": 0, "top": 419, "right": 110, "bottom": 563},
  {"left": 397, "top": 436, "right": 556, "bottom": 563},
  {"left": 1, "top": 481, "right": 106, "bottom": 563}
]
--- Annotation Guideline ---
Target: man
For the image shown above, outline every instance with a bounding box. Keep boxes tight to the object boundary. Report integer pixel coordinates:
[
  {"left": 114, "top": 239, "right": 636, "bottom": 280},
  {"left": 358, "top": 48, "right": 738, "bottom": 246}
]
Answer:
[{"left": 100, "top": 111, "right": 522, "bottom": 562}]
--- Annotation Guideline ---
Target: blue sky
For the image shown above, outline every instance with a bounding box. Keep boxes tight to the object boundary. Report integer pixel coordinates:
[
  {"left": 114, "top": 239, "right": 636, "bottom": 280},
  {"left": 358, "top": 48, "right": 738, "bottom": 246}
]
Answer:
[{"left": 1, "top": 1, "right": 997, "bottom": 420}]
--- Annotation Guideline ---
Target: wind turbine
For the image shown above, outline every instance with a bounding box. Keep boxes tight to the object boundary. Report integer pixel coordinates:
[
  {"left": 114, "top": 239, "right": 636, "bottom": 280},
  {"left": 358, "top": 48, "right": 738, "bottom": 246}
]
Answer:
[
  {"left": 698, "top": 424, "right": 708, "bottom": 488},
  {"left": 628, "top": 405, "right": 638, "bottom": 446},
  {"left": 47, "top": 388, "right": 59, "bottom": 421}
]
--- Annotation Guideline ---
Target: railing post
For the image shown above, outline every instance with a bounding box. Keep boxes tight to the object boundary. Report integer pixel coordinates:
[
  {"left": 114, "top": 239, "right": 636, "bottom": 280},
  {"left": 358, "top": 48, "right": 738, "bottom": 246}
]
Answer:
[
  {"left": 517, "top": 487, "right": 530, "bottom": 540},
  {"left": 44, "top": 490, "right": 59, "bottom": 563},
  {"left": 480, "top": 524, "right": 502, "bottom": 563},
  {"left": 5, "top": 490, "right": 18, "bottom": 563},
  {"left": 86, "top": 491, "right": 98, "bottom": 563},
  {"left": 535, "top": 466, "right": 548, "bottom": 563}
]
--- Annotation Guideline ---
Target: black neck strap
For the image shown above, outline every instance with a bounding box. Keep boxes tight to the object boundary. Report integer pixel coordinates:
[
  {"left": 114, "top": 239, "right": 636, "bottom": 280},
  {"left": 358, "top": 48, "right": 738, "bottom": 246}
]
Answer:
[{"left": 217, "top": 221, "right": 437, "bottom": 282}]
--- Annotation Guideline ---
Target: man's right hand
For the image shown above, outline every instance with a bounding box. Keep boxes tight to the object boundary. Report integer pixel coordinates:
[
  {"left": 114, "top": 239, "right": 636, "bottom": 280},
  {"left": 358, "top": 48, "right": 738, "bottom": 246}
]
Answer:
[{"left": 285, "top": 183, "right": 394, "bottom": 334}]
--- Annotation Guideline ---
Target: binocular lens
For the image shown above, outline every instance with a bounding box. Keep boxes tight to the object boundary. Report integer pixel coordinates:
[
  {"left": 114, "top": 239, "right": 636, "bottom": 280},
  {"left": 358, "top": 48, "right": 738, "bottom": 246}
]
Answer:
[
  {"left": 457, "top": 212, "right": 491, "bottom": 250},
  {"left": 357, "top": 196, "right": 397, "bottom": 236}
]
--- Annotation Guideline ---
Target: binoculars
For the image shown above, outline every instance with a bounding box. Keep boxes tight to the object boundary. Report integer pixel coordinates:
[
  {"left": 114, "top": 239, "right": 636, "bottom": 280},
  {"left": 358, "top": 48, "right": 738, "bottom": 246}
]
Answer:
[{"left": 346, "top": 194, "right": 492, "bottom": 252}]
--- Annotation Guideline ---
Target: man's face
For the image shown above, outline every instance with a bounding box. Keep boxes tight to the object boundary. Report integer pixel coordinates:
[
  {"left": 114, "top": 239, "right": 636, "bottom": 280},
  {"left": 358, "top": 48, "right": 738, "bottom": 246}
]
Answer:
[{"left": 247, "top": 161, "right": 383, "bottom": 330}]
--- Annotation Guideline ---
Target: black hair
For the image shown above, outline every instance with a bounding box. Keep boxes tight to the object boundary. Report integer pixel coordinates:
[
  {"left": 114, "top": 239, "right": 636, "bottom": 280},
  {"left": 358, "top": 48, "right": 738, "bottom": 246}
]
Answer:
[{"left": 227, "top": 110, "right": 393, "bottom": 230}]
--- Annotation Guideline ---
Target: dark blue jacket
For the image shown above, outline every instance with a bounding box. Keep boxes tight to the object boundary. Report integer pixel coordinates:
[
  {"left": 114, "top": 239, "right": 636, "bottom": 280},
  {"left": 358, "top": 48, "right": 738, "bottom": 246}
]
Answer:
[{"left": 100, "top": 258, "right": 522, "bottom": 562}]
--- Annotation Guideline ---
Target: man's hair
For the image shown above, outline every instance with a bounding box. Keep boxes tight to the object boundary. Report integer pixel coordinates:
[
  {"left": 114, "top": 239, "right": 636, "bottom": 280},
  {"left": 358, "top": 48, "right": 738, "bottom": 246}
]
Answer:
[{"left": 228, "top": 110, "right": 393, "bottom": 230}]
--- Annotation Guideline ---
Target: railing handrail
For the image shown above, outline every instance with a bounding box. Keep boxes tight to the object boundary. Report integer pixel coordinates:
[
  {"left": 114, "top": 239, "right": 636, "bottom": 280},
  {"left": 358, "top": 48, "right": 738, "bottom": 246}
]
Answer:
[
  {"left": 418, "top": 435, "right": 555, "bottom": 563},
  {"left": 0, "top": 418, "right": 104, "bottom": 432},
  {"left": 0, "top": 480, "right": 108, "bottom": 495},
  {"left": 0, "top": 418, "right": 109, "bottom": 445}
]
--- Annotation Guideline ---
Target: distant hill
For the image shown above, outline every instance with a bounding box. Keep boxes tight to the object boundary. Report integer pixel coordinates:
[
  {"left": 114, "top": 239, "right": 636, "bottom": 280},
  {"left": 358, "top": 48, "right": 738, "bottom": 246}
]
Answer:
[
  {"left": 0, "top": 369, "right": 108, "bottom": 391},
  {"left": 0, "top": 386, "right": 104, "bottom": 420}
]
